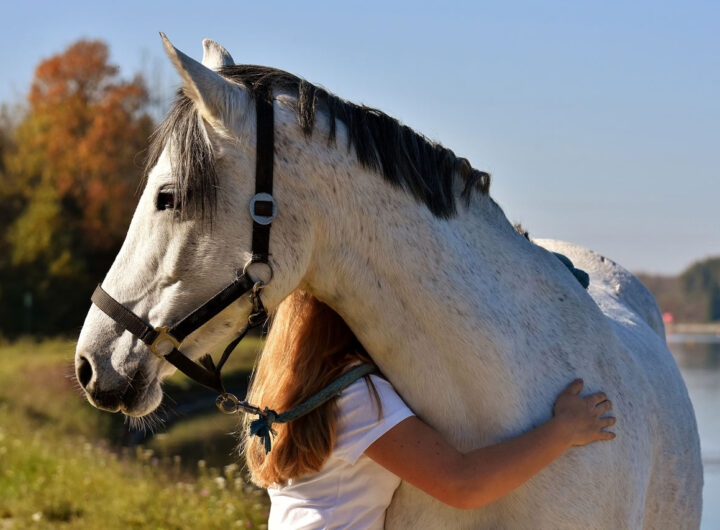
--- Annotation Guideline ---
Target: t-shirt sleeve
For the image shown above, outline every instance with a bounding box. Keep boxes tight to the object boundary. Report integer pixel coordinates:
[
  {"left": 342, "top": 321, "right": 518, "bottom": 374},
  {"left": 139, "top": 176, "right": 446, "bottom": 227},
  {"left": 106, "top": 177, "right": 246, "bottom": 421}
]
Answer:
[{"left": 333, "top": 374, "right": 415, "bottom": 465}]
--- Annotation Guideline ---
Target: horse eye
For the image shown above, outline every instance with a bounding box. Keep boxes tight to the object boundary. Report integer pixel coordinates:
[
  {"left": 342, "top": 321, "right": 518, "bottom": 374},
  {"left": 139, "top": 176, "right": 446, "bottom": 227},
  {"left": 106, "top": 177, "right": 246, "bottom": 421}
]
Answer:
[{"left": 156, "top": 191, "right": 180, "bottom": 211}]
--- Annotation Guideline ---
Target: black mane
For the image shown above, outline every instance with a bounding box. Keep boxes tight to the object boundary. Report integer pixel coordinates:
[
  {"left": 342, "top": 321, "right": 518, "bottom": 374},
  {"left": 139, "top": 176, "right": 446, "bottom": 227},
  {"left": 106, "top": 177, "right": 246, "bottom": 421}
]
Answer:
[{"left": 145, "top": 64, "right": 490, "bottom": 221}]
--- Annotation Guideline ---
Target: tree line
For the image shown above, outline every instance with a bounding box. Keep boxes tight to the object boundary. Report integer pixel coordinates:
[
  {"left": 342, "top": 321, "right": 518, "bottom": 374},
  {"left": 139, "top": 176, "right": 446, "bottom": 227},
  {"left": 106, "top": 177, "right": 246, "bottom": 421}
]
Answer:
[
  {"left": 0, "top": 39, "right": 154, "bottom": 337},
  {"left": 637, "top": 257, "right": 720, "bottom": 323}
]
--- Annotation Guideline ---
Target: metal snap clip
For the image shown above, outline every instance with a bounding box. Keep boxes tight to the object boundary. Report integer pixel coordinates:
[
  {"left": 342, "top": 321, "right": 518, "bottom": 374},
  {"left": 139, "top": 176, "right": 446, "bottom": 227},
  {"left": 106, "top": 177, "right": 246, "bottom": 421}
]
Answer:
[{"left": 216, "top": 393, "right": 240, "bottom": 414}]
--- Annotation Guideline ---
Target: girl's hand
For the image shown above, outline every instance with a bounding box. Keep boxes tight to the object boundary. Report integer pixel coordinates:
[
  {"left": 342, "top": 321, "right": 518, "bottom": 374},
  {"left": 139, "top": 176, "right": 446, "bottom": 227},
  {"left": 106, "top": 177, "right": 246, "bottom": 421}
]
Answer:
[
  {"left": 366, "top": 377, "right": 617, "bottom": 510},
  {"left": 552, "top": 378, "right": 616, "bottom": 447}
]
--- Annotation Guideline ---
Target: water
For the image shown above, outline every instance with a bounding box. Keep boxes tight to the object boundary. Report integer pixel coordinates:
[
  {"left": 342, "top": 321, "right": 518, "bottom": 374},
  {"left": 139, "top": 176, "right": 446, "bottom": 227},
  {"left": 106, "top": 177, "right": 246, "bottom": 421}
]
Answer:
[{"left": 667, "top": 333, "right": 720, "bottom": 529}]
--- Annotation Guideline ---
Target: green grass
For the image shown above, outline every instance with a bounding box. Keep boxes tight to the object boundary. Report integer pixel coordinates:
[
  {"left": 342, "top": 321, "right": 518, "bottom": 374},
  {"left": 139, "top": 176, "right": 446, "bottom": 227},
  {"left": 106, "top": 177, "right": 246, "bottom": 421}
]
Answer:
[
  {"left": 0, "top": 338, "right": 270, "bottom": 529},
  {"left": 0, "top": 338, "right": 117, "bottom": 440}
]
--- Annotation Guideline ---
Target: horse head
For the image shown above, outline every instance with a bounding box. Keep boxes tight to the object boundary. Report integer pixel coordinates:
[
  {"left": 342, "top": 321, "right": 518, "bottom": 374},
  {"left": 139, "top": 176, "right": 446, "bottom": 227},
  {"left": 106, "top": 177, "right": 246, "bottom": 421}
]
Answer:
[
  {"left": 75, "top": 32, "right": 488, "bottom": 420},
  {"left": 75, "top": 36, "right": 317, "bottom": 417}
]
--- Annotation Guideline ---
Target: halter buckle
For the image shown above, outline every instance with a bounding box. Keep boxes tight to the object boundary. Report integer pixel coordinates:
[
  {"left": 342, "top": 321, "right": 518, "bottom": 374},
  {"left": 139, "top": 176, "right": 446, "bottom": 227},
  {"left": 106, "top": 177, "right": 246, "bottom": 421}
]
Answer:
[
  {"left": 249, "top": 192, "right": 277, "bottom": 225},
  {"left": 149, "top": 326, "right": 181, "bottom": 359}
]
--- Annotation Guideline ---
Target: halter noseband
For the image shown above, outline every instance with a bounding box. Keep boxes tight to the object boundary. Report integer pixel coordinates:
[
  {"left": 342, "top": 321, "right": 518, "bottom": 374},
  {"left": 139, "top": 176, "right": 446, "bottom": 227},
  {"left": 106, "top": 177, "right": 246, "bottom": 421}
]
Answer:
[{"left": 91, "top": 82, "right": 277, "bottom": 409}]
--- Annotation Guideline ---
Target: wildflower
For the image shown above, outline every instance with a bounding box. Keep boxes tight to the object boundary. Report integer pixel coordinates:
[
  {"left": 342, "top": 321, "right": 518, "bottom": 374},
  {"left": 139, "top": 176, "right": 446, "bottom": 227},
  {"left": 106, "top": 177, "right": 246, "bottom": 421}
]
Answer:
[
  {"left": 214, "top": 476, "right": 227, "bottom": 490},
  {"left": 224, "top": 463, "right": 238, "bottom": 481}
]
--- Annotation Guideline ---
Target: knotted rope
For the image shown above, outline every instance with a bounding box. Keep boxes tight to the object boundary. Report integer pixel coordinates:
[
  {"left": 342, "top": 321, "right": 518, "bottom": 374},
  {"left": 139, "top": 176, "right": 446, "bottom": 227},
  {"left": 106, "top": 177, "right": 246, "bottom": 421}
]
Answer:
[{"left": 249, "top": 363, "right": 377, "bottom": 453}]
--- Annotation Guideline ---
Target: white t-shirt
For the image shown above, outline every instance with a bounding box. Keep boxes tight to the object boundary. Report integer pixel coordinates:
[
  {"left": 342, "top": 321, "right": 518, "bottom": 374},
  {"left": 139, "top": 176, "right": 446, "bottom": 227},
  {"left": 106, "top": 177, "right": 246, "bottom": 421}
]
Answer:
[{"left": 267, "top": 374, "right": 415, "bottom": 529}]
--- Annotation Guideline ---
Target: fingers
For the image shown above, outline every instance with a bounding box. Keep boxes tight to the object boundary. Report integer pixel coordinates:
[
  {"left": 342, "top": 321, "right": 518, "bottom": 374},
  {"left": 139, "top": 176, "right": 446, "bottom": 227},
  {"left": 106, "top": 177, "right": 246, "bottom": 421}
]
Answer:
[
  {"left": 599, "top": 416, "right": 616, "bottom": 428},
  {"left": 595, "top": 416, "right": 616, "bottom": 442},
  {"left": 586, "top": 392, "right": 608, "bottom": 407},
  {"left": 594, "top": 399, "right": 613, "bottom": 414},
  {"left": 596, "top": 430, "right": 616, "bottom": 441},
  {"left": 564, "top": 378, "right": 584, "bottom": 395}
]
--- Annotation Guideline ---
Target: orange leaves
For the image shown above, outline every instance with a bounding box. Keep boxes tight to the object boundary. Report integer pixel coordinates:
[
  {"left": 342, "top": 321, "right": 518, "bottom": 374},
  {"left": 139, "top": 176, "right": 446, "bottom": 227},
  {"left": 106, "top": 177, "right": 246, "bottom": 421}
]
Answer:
[
  {"left": 0, "top": 38, "right": 159, "bottom": 334},
  {"left": 0, "top": 39, "right": 155, "bottom": 335},
  {"left": 6, "top": 39, "right": 152, "bottom": 251},
  {"left": 29, "top": 39, "right": 118, "bottom": 109}
]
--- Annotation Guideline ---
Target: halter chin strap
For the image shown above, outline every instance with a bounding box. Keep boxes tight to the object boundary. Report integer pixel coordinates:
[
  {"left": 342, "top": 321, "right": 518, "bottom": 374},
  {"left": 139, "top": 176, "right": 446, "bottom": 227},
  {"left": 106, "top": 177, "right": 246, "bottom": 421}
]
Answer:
[{"left": 91, "top": 82, "right": 277, "bottom": 397}]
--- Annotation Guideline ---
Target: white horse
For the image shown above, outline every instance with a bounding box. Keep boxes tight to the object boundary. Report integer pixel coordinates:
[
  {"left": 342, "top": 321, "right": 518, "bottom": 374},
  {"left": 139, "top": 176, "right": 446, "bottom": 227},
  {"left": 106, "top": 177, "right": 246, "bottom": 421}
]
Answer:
[{"left": 76, "top": 36, "right": 702, "bottom": 529}]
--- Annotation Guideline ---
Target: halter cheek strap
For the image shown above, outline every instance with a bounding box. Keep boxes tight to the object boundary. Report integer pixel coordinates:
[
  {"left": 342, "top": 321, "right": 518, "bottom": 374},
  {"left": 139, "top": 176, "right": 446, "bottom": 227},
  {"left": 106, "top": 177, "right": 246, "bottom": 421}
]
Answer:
[{"left": 90, "top": 81, "right": 277, "bottom": 398}]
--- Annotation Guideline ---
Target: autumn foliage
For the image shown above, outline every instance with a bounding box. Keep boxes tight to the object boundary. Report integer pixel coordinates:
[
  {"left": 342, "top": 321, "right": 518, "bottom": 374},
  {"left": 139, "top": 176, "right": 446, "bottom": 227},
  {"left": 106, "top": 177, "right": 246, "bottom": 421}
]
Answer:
[{"left": 0, "top": 39, "right": 154, "bottom": 335}]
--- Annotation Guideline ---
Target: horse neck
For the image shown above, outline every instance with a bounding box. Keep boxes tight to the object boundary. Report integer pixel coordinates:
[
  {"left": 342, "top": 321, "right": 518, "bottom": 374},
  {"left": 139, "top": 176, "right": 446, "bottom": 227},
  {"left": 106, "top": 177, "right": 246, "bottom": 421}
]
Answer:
[
  {"left": 304, "top": 174, "right": 514, "bottom": 353},
  {"left": 299, "top": 156, "right": 615, "bottom": 440}
]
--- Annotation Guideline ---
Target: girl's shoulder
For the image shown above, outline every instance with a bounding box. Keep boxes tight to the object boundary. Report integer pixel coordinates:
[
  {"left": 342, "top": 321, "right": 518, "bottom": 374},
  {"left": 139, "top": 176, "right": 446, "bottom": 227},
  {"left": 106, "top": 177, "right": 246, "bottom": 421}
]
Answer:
[
  {"left": 338, "top": 373, "right": 403, "bottom": 415},
  {"left": 334, "top": 373, "right": 415, "bottom": 464},
  {"left": 340, "top": 373, "right": 392, "bottom": 399}
]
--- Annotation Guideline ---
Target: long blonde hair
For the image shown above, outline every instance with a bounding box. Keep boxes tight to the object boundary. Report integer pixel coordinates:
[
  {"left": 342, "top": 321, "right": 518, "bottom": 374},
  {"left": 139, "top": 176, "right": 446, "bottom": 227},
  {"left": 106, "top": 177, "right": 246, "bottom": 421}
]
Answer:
[{"left": 242, "top": 289, "right": 379, "bottom": 488}]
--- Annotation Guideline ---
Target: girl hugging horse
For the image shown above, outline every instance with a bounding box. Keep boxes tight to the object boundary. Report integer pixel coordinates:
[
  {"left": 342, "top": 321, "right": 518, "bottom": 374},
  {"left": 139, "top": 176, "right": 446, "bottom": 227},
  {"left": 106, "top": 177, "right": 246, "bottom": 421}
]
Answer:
[{"left": 244, "top": 290, "right": 615, "bottom": 529}]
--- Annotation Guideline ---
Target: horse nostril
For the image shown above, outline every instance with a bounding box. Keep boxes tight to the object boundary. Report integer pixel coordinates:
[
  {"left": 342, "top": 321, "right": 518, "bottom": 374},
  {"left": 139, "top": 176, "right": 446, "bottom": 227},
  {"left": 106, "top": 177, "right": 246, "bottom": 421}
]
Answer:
[{"left": 77, "top": 356, "right": 93, "bottom": 389}]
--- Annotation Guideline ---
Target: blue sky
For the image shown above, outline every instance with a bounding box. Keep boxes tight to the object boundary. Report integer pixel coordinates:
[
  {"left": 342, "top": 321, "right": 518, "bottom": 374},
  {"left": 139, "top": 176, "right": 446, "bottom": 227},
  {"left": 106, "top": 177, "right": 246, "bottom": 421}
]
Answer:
[{"left": 1, "top": 0, "right": 717, "bottom": 274}]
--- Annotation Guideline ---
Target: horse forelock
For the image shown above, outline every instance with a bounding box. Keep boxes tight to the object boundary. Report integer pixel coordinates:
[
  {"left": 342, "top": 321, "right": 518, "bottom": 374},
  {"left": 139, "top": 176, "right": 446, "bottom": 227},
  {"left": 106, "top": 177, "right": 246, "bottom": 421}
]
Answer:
[
  {"left": 144, "top": 64, "right": 491, "bottom": 222},
  {"left": 143, "top": 95, "right": 218, "bottom": 225}
]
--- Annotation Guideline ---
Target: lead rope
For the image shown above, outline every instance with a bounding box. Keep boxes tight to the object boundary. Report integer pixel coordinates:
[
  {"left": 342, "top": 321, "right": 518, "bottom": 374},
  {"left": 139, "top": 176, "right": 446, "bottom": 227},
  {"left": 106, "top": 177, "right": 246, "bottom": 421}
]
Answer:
[
  {"left": 247, "top": 363, "right": 376, "bottom": 453},
  {"left": 214, "top": 285, "right": 377, "bottom": 453}
]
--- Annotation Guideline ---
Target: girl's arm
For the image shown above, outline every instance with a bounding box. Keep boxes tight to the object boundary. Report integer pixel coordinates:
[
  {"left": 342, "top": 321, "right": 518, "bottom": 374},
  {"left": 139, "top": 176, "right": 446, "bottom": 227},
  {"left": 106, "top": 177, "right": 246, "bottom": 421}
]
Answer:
[{"left": 364, "top": 378, "right": 615, "bottom": 510}]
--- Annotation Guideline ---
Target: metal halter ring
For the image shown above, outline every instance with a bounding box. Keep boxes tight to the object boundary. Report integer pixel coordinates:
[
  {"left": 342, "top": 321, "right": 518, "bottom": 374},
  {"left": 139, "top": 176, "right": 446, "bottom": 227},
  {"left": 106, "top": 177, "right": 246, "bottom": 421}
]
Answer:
[
  {"left": 242, "top": 259, "right": 274, "bottom": 286},
  {"left": 149, "top": 326, "right": 181, "bottom": 359},
  {"left": 249, "top": 192, "right": 278, "bottom": 225},
  {"left": 216, "top": 393, "right": 240, "bottom": 414}
]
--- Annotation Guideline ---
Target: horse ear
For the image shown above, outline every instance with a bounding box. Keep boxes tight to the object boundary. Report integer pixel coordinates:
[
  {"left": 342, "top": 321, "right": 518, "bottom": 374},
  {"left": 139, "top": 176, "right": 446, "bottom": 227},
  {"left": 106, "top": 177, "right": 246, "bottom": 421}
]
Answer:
[
  {"left": 160, "top": 32, "right": 243, "bottom": 125},
  {"left": 202, "top": 38, "right": 234, "bottom": 70}
]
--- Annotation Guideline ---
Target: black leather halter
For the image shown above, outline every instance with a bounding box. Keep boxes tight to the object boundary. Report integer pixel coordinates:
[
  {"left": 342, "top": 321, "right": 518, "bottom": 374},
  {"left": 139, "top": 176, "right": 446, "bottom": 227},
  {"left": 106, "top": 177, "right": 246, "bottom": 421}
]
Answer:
[{"left": 91, "top": 82, "right": 277, "bottom": 402}]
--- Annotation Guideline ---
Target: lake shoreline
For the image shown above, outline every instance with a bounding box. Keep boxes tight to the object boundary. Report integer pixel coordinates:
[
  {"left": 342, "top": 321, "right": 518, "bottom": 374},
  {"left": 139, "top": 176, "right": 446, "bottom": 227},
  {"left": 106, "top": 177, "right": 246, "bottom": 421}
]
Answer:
[{"left": 665, "top": 322, "right": 720, "bottom": 335}]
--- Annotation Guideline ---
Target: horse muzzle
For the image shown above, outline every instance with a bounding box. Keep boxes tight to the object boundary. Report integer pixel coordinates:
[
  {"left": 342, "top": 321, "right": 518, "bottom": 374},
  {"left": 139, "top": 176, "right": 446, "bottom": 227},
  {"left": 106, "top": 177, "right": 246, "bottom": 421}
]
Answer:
[{"left": 75, "top": 353, "right": 158, "bottom": 415}]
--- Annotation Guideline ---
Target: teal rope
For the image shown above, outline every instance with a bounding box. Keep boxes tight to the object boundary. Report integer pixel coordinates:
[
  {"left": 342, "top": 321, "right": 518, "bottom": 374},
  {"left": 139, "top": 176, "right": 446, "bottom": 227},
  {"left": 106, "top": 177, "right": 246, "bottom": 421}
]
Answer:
[{"left": 249, "top": 363, "right": 377, "bottom": 453}]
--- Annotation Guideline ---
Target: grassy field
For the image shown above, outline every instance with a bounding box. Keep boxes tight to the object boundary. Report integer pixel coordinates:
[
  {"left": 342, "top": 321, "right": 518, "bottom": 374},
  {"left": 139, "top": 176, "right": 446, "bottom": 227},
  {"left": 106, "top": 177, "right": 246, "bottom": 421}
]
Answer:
[{"left": 0, "top": 338, "right": 270, "bottom": 529}]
